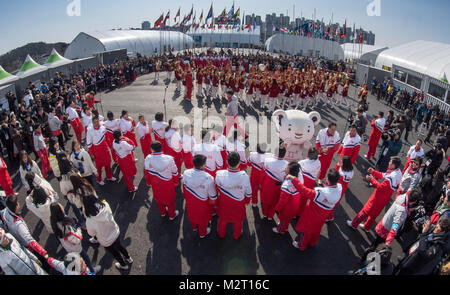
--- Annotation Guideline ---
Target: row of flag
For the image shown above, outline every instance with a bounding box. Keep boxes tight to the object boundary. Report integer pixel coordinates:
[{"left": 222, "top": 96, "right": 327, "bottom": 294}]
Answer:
[
  {"left": 152, "top": 4, "right": 364, "bottom": 43},
  {"left": 153, "top": 3, "right": 256, "bottom": 32},
  {"left": 273, "top": 20, "right": 364, "bottom": 43}
]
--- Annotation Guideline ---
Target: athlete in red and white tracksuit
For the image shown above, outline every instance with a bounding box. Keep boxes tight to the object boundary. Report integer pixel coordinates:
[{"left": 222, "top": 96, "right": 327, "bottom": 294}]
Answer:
[
  {"left": 215, "top": 168, "right": 252, "bottom": 239},
  {"left": 259, "top": 156, "right": 288, "bottom": 219},
  {"left": 66, "top": 105, "right": 84, "bottom": 143},
  {"left": 291, "top": 177, "right": 342, "bottom": 250},
  {"left": 144, "top": 151, "right": 179, "bottom": 219},
  {"left": 402, "top": 144, "right": 424, "bottom": 174},
  {"left": 297, "top": 158, "right": 321, "bottom": 217},
  {"left": 248, "top": 151, "right": 272, "bottom": 205},
  {"left": 274, "top": 178, "right": 302, "bottom": 234},
  {"left": 33, "top": 129, "right": 50, "bottom": 179},
  {"left": 225, "top": 139, "right": 248, "bottom": 171},
  {"left": 365, "top": 117, "right": 386, "bottom": 160},
  {"left": 0, "top": 157, "right": 14, "bottom": 195},
  {"left": 104, "top": 118, "right": 120, "bottom": 163},
  {"left": 337, "top": 131, "right": 361, "bottom": 165},
  {"left": 180, "top": 133, "right": 196, "bottom": 170},
  {"left": 182, "top": 168, "right": 217, "bottom": 237},
  {"left": 119, "top": 117, "right": 138, "bottom": 147},
  {"left": 165, "top": 128, "right": 183, "bottom": 173},
  {"left": 86, "top": 124, "right": 113, "bottom": 183},
  {"left": 136, "top": 120, "right": 152, "bottom": 158},
  {"left": 113, "top": 136, "right": 137, "bottom": 193},
  {"left": 151, "top": 120, "right": 169, "bottom": 152},
  {"left": 316, "top": 127, "right": 341, "bottom": 181},
  {"left": 328, "top": 167, "right": 354, "bottom": 220},
  {"left": 192, "top": 142, "right": 223, "bottom": 178},
  {"left": 349, "top": 168, "right": 402, "bottom": 231},
  {"left": 298, "top": 158, "right": 321, "bottom": 189},
  {"left": 213, "top": 133, "right": 228, "bottom": 166}
]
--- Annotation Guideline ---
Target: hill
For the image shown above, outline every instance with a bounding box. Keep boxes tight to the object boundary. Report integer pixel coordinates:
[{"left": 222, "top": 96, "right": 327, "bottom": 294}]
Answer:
[{"left": 0, "top": 42, "right": 69, "bottom": 73}]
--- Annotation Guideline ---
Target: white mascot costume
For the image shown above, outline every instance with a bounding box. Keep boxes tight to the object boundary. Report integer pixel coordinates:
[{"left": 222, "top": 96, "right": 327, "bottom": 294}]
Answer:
[{"left": 272, "top": 109, "right": 321, "bottom": 162}]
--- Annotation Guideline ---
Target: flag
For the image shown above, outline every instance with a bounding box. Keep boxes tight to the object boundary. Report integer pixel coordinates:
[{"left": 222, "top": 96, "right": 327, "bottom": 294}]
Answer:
[
  {"left": 154, "top": 13, "right": 164, "bottom": 28},
  {"left": 227, "top": 4, "right": 234, "bottom": 21},
  {"left": 163, "top": 11, "right": 170, "bottom": 27},
  {"left": 359, "top": 31, "right": 364, "bottom": 43},
  {"left": 218, "top": 8, "right": 226, "bottom": 23},
  {"left": 174, "top": 8, "right": 180, "bottom": 22},
  {"left": 336, "top": 25, "right": 340, "bottom": 38},
  {"left": 199, "top": 10, "right": 203, "bottom": 23},
  {"left": 244, "top": 24, "right": 252, "bottom": 30},
  {"left": 341, "top": 19, "right": 347, "bottom": 38},
  {"left": 232, "top": 8, "right": 240, "bottom": 21},
  {"left": 206, "top": 4, "right": 213, "bottom": 20}
]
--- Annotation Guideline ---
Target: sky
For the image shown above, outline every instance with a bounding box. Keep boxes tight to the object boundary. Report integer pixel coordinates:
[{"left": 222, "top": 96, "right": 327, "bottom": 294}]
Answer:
[{"left": 0, "top": 0, "right": 449, "bottom": 55}]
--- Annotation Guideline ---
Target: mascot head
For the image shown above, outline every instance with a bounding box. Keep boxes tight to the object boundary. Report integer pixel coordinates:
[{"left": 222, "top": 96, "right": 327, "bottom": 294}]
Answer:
[{"left": 272, "top": 109, "right": 321, "bottom": 145}]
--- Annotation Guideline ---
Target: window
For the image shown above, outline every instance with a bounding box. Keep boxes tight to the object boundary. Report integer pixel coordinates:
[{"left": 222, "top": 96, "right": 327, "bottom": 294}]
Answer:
[
  {"left": 428, "top": 83, "right": 446, "bottom": 100},
  {"left": 394, "top": 69, "right": 406, "bottom": 82},
  {"left": 406, "top": 74, "right": 422, "bottom": 89},
  {"left": 447, "top": 91, "right": 450, "bottom": 104},
  {"left": 382, "top": 65, "right": 391, "bottom": 71}
]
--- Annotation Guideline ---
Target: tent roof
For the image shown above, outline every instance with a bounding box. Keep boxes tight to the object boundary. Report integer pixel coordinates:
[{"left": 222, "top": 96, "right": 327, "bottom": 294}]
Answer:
[
  {"left": 45, "top": 48, "right": 73, "bottom": 68},
  {"left": 0, "top": 66, "right": 13, "bottom": 80},
  {"left": 341, "top": 43, "right": 388, "bottom": 60},
  {"left": 16, "top": 55, "right": 47, "bottom": 77},
  {"left": 0, "top": 66, "right": 19, "bottom": 85},
  {"left": 375, "top": 40, "right": 450, "bottom": 81}
]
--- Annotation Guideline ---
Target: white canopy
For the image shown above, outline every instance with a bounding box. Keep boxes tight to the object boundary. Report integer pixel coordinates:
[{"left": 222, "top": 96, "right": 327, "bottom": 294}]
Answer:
[
  {"left": 341, "top": 43, "right": 388, "bottom": 61},
  {"left": 65, "top": 30, "right": 194, "bottom": 59},
  {"left": 265, "top": 34, "right": 344, "bottom": 60},
  {"left": 375, "top": 40, "right": 450, "bottom": 81}
]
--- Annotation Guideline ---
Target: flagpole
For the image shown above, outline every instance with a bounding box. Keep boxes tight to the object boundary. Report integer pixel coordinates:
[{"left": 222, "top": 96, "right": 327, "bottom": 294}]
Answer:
[{"left": 313, "top": 9, "right": 316, "bottom": 58}]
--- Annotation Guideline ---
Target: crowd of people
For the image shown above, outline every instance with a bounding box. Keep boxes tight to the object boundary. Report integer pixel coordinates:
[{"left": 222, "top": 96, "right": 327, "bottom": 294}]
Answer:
[{"left": 0, "top": 49, "right": 449, "bottom": 275}]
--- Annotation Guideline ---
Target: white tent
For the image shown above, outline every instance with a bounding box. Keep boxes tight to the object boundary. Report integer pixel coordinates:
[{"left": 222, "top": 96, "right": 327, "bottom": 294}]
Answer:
[
  {"left": 188, "top": 26, "right": 261, "bottom": 48},
  {"left": 341, "top": 43, "right": 388, "bottom": 64},
  {"left": 0, "top": 66, "right": 19, "bottom": 86},
  {"left": 375, "top": 40, "right": 450, "bottom": 81},
  {"left": 65, "top": 30, "right": 194, "bottom": 59},
  {"left": 265, "top": 34, "right": 344, "bottom": 60},
  {"left": 44, "top": 48, "right": 73, "bottom": 68},
  {"left": 15, "top": 55, "right": 48, "bottom": 78}
]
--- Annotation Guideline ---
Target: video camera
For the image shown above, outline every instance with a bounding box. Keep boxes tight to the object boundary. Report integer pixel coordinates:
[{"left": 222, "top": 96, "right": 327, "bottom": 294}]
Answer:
[{"left": 381, "top": 128, "right": 398, "bottom": 142}]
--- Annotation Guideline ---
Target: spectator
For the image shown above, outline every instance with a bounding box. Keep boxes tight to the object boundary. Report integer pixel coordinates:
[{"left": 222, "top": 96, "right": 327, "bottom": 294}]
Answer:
[
  {"left": 83, "top": 194, "right": 133, "bottom": 271},
  {"left": 422, "top": 144, "right": 445, "bottom": 177}
]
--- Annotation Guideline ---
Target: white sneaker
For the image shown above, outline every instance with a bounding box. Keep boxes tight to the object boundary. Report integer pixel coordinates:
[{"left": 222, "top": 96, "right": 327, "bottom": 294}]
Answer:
[
  {"left": 272, "top": 227, "right": 280, "bottom": 234},
  {"left": 89, "top": 237, "right": 99, "bottom": 244},
  {"left": 115, "top": 262, "right": 129, "bottom": 271},
  {"left": 292, "top": 241, "right": 300, "bottom": 249},
  {"left": 169, "top": 210, "right": 179, "bottom": 221},
  {"left": 346, "top": 220, "right": 357, "bottom": 229},
  {"left": 93, "top": 265, "right": 102, "bottom": 274},
  {"left": 200, "top": 227, "right": 211, "bottom": 238},
  {"left": 98, "top": 181, "right": 105, "bottom": 186},
  {"left": 359, "top": 224, "right": 369, "bottom": 232},
  {"left": 107, "top": 177, "right": 117, "bottom": 182},
  {"left": 126, "top": 257, "right": 133, "bottom": 264}
]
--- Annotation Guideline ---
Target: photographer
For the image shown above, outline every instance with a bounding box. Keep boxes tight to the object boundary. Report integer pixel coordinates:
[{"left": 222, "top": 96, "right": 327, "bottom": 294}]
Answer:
[
  {"left": 394, "top": 216, "right": 450, "bottom": 275},
  {"left": 376, "top": 130, "right": 403, "bottom": 172},
  {"left": 353, "top": 108, "right": 367, "bottom": 138},
  {"left": 423, "top": 143, "right": 445, "bottom": 177}
]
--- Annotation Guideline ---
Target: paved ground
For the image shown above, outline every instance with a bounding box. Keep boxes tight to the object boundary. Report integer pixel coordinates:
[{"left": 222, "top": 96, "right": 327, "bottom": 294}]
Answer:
[{"left": 8, "top": 69, "right": 435, "bottom": 275}]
